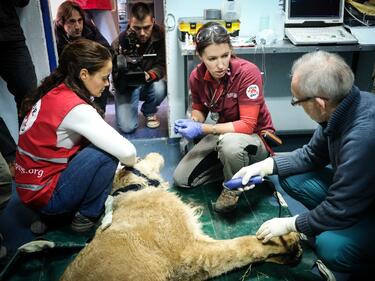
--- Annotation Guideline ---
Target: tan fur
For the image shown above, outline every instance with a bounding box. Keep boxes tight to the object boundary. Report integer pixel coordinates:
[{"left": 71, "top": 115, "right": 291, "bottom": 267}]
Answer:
[{"left": 60, "top": 153, "right": 302, "bottom": 281}]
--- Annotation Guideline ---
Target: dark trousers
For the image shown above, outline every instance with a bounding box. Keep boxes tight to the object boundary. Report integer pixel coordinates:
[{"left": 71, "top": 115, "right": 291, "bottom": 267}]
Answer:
[
  {"left": 0, "top": 39, "right": 37, "bottom": 162},
  {"left": 280, "top": 168, "right": 375, "bottom": 273},
  {"left": 40, "top": 146, "right": 118, "bottom": 219},
  {"left": 0, "top": 40, "right": 37, "bottom": 114},
  {"left": 0, "top": 118, "right": 16, "bottom": 163}
]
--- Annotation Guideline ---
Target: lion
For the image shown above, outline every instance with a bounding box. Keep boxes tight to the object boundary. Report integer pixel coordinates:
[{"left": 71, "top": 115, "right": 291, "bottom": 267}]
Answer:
[{"left": 60, "top": 153, "right": 302, "bottom": 281}]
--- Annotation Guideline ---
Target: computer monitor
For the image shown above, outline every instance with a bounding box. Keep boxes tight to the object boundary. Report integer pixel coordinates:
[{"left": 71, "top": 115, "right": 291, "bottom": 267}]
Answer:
[{"left": 285, "top": 0, "right": 345, "bottom": 26}]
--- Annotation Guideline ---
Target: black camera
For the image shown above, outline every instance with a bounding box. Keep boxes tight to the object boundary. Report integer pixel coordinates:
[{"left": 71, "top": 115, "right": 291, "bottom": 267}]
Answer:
[{"left": 113, "top": 30, "right": 146, "bottom": 90}]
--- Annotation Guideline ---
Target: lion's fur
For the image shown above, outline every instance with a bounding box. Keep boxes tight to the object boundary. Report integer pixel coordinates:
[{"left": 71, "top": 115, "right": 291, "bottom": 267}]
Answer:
[{"left": 60, "top": 153, "right": 302, "bottom": 281}]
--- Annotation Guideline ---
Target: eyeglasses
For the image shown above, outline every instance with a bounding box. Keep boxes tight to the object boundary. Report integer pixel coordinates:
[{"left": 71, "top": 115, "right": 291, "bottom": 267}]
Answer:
[
  {"left": 290, "top": 96, "right": 328, "bottom": 106},
  {"left": 196, "top": 24, "right": 228, "bottom": 43}
]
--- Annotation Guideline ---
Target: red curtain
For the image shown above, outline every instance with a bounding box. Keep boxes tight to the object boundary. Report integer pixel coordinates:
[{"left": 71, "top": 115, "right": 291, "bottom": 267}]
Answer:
[{"left": 74, "top": 0, "right": 112, "bottom": 10}]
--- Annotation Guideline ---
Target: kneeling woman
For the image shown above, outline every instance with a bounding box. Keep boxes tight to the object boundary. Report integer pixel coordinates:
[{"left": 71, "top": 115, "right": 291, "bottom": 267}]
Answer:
[
  {"left": 15, "top": 39, "right": 136, "bottom": 232},
  {"left": 173, "top": 22, "right": 276, "bottom": 213}
]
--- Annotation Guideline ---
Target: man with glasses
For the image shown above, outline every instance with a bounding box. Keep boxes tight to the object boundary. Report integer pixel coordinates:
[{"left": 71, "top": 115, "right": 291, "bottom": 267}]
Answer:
[
  {"left": 233, "top": 51, "right": 375, "bottom": 276},
  {"left": 54, "top": 1, "right": 112, "bottom": 112},
  {"left": 112, "top": 2, "right": 166, "bottom": 132}
]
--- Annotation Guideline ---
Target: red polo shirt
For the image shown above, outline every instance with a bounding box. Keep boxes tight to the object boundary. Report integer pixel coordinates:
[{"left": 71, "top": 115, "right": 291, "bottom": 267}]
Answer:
[{"left": 189, "top": 57, "right": 275, "bottom": 134}]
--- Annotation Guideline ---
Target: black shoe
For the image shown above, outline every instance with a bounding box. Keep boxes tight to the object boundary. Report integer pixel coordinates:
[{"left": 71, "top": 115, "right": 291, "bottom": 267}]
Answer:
[{"left": 71, "top": 212, "right": 96, "bottom": 233}]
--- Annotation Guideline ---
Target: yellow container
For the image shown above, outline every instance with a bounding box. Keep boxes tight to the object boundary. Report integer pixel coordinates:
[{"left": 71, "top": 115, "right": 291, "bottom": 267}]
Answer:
[{"left": 178, "top": 17, "right": 240, "bottom": 41}]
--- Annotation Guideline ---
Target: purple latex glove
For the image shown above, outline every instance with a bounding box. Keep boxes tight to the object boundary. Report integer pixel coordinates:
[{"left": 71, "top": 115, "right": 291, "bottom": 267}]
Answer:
[{"left": 174, "top": 119, "right": 203, "bottom": 140}]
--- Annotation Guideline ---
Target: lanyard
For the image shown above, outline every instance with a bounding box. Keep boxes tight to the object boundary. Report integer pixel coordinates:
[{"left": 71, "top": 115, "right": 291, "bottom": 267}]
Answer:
[{"left": 205, "top": 78, "right": 227, "bottom": 111}]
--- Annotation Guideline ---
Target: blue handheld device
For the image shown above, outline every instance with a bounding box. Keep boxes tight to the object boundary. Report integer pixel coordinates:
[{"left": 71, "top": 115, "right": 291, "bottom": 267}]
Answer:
[{"left": 223, "top": 176, "right": 263, "bottom": 190}]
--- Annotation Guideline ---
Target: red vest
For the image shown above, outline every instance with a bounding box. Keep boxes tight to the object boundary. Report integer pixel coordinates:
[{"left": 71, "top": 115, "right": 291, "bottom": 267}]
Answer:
[{"left": 15, "top": 84, "right": 86, "bottom": 209}]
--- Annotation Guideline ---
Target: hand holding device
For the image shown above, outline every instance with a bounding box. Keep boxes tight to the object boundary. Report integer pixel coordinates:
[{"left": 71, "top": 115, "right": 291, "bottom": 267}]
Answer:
[
  {"left": 174, "top": 119, "right": 203, "bottom": 140},
  {"left": 223, "top": 176, "right": 263, "bottom": 191},
  {"left": 232, "top": 157, "right": 274, "bottom": 186}
]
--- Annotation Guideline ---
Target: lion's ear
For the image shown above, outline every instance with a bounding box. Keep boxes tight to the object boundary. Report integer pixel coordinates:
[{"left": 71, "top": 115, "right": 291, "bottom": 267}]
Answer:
[{"left": 143, "top": 153, "right": 164, "bottom": 172}]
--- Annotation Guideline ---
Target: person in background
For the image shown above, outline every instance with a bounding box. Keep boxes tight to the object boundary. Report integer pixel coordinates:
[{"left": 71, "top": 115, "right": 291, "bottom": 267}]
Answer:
[
  {"left": 234, "top": 51, "right": 375, "bottom": 274},
  {"left": 54, "top": 0, "right": 112, "bottom": 112},
  {"left": 173, "top": 22, "right": 276, "bottom": 213},
  {"left": 0, "top": 0, "right": 37, "bottom": 259},
  {"left": 15, "top": 39, "right": 136, "bottom": 233},
  {"left": 112, "top": 2, "right": 166, "bottom": 132}
]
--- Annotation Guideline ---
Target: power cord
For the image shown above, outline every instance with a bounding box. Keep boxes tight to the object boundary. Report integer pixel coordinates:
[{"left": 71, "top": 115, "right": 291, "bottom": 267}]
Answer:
[{"left": 262, "top": 177, "right": 283, "bottom": 217}]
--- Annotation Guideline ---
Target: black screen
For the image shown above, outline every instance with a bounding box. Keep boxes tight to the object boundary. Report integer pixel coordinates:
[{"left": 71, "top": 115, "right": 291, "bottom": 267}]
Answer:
[{"left": 289, "top": 0, "right": 341, "bottom": 18}]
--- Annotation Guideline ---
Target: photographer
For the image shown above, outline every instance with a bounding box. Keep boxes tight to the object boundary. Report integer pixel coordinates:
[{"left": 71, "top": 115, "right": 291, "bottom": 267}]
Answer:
[{"left": 112, "top": 2, "right": 166, "bottom": 132}]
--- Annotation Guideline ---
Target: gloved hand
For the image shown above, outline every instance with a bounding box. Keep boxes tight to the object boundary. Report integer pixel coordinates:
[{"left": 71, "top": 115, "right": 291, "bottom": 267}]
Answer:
[
  {"left": 174, "top": 119, "right": 203, "bottom": 140},
  {"left": 232, "top": 157, "right": 274, "bottom": 186},
  {"left": 256, "top": 216, "right": 298, "bottom": 243}
]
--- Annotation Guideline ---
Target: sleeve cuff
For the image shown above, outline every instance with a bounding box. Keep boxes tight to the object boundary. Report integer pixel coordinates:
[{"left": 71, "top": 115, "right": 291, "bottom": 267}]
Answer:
[{"left": 295, "top": 212, "right": 314, "bottom": 237}]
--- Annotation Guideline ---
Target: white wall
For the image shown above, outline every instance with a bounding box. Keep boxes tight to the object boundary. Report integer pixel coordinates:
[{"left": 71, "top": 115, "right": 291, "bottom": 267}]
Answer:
[{"left": 0, "top": 1, "right": 50, "bottom": 142}]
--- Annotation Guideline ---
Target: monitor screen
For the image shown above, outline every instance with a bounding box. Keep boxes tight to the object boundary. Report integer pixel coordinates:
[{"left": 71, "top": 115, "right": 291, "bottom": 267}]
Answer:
[{"left": 285, "top": 0, "right": 344, "bottom": 25}]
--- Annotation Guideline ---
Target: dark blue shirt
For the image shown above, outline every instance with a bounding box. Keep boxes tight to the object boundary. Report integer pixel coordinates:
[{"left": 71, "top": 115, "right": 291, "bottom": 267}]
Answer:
[{"left": 274, "top": 86, "right": 375, "bottom": 236}]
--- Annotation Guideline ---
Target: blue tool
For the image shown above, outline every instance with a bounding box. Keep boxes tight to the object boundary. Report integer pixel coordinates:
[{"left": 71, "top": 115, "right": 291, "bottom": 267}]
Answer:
[{"left": 223, "top": 176, "right": 263, "bottom": 190}]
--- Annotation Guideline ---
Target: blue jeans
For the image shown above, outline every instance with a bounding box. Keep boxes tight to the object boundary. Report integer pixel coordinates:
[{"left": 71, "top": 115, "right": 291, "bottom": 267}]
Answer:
[
  {"left": 279, "top": 168, "right": 375, "bottom": 273},
  {"left": 40, "top": 146, "right": 118, "bottom": 219},
  {"left": 115, "top": 79, "right": 167, "bottom": 133}
]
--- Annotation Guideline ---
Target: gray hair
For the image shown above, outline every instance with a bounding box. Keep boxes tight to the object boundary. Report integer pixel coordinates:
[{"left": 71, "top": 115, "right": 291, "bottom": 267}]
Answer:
[{"left": 291, "top": 51, "right": 354, "bottom": 104}]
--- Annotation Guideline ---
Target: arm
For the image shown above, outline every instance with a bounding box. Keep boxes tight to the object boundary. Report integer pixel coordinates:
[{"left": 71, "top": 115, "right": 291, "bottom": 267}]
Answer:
[
  {"left": 60, "top": 105, "right": 136, "bottom": 166},
  {"left": 273, "top": 126, "right": 330, "bottom": 177},
  {"left": 231, "top": 62, "right": 264, "bottom": 134},
  {"left": 147, "top": 26, "right": 166, "bottom": 80}
]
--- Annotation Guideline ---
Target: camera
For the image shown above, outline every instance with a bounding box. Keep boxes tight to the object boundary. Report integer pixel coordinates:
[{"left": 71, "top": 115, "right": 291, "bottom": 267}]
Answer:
[{"left": 113, "top": 29, "right": 146, "bottom": 90}]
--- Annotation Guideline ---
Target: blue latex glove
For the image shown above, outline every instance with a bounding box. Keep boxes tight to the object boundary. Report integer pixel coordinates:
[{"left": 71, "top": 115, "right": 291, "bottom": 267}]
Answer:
[{"left": 174, "top": 119, "right": 203, "bottom": 140}]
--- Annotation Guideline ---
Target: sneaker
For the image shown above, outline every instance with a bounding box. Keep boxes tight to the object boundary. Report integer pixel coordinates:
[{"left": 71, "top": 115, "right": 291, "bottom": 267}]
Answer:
[
  {"left": 213, "top": 188, "right": 240, "bottom": 213},
  {"left": 71, "top": 212, "right": 96, "bottom": 233},
  {"left": 146, "top": 114, "right": 160, "bottom": 129},
  {"left": 30, "top": 220, "right": 48, "bottom": 235}
]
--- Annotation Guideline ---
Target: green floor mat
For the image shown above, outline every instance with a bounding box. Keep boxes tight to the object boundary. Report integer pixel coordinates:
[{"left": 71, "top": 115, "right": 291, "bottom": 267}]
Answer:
[{"left": 0, "top": 182, "right": 322, "bottom": 281}]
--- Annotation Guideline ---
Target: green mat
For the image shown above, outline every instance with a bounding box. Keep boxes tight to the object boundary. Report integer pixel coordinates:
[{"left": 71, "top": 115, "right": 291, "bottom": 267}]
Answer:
[{"left": 0, "top": 182, "right": 322, "bottom": 281}]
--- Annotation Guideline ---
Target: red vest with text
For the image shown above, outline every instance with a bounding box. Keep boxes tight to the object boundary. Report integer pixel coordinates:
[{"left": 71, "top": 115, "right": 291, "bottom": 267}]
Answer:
[{"left": 15, "top": 84, "right": 86, "bottom": 209}]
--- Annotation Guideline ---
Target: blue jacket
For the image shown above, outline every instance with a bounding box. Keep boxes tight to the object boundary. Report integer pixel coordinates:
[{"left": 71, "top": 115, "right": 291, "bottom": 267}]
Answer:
[{"left": 274, "top": 86, "right": 375, "bottom": 237}]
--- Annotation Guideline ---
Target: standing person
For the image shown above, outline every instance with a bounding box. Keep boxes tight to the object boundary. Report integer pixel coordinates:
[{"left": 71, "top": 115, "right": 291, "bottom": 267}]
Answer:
[
  {"left": 0, "top": 0, "right": 37, "bottom": 169},
  {"left": 15, "top": 39, "right": 136, "bottom": 233},
  {"left": 173, "top": 22, "right": 276, "bottom": 213},
  {"left": 54, "top": 0, "right": 112, "bottom": 112},
  {"left": 235, "top": 51, "right": 375, "bottom": 274},
  {"left": 112, "top": 2, "right": 166, "bottom": 132},
  {"left": 0, "top": 0, "right": 37, "bottom": 258}
]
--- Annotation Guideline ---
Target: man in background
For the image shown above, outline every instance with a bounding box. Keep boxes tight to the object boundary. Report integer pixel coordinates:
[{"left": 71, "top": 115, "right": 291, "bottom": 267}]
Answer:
[
  {"left": 112, "top": 2, "right": 166, "bottom": 133},
  {"left": 54, "top": 0, "right": 112, "bottom": 112}
]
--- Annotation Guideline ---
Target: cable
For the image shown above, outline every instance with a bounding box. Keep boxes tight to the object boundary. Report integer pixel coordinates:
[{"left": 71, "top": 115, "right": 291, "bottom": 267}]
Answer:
[{"left": 262, "top": 178, "right": 282, "bottom": 218}]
